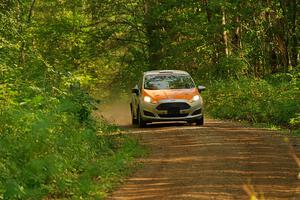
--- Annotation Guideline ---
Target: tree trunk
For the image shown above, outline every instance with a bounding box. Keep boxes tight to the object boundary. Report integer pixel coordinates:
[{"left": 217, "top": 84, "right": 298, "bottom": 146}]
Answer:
[
  {"left": 222, "top": 7, "right": 229, "bottom": 57},
  {"left": 265, "top": 0, "right": 278, "bottom": 74},
  {"left": 278, "top": 0, "right": 289, "bottom": 71},
  {"left": 203, "top": 0, "right": 211, "bottom": 22},
  {"left": 289, "top": 0, "right": 298, "bottom": 68},
  {"left": 232, "top": 15, "right": 241, "bottom": 53},
  {"left": 144, "top": 0, "right": 162, "bottom": 69}
]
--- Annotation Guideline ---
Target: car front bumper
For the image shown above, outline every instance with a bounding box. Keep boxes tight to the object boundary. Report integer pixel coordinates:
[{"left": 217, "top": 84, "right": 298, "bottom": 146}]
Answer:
[{"left": 140, "top": 99, "right": 203, "bottom": 122}]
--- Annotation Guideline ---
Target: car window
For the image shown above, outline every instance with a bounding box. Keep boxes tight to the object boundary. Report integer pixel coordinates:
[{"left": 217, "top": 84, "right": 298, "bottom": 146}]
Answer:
[{"left": 144, "top": 74, "right": 195, "bottom": 90}]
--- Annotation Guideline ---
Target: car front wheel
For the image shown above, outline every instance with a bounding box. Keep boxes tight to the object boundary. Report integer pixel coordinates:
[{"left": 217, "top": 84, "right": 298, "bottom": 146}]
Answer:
[
  {"left": 196, "top": 116, "right": 204, "bottom": 126},
  {"left": 130, "top": 104, "right": 138, "bottom": 125},
  {"left": 137, "top": 108, "right": 147, "bottom": 128}
]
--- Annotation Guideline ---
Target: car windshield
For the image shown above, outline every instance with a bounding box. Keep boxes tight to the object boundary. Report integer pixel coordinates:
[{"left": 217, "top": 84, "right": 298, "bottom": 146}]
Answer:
[{"left": 144, "top": 74, "right": 195, "bottom": 90}]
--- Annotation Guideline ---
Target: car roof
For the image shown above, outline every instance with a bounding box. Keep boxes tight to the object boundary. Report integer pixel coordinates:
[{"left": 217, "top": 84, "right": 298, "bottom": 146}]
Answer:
[{"left": 144, "top": 70, "right": 190, "bottom": 76}]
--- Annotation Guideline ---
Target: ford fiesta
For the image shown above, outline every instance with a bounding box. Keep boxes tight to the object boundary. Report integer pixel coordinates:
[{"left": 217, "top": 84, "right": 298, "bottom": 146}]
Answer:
[{"left": 130, "top": 70, "right": 205, "bottom": 127}]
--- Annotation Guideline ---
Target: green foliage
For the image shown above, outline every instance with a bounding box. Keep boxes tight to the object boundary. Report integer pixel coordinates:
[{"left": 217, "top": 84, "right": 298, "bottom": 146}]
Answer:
[
  {"left": 290, "top": 114, "right": 300, "bottom": 129},
  {"left": 0, "top": 0, "right": 299, "bottom": 197},
  {"left": 0, "top": 94, "right": 143, "bottom": 199},
  {"left": 214, "top": 56, "right": 248, "bottom": 80},
  {"left": 204, "top": 72, "right": 300, "bottom": 129},
  {"left": 0, "top": 2, "right": 145, "bottom": 198}
]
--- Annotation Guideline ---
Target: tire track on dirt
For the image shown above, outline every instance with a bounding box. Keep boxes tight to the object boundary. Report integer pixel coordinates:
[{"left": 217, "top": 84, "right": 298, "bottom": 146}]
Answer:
[
  {"left": 97, "top": 102, "right": 300, "bottom": 199},
  {"left": 108, "top": 121, "right": 300, "bottom": 199}
]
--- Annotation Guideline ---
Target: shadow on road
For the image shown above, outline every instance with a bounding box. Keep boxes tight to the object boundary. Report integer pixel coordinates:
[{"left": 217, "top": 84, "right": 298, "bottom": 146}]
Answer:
[{"left": 95, "top": 101, "right": 300, "bottom": 199}]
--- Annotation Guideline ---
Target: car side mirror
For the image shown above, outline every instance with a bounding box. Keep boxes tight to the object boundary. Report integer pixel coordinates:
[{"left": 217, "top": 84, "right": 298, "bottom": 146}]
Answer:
[
  {"left": 132, "top": 86, "right": 139, "bottom": 95},
  {"left": 198, "top": 85, "right": 206, "bottom": 93}
]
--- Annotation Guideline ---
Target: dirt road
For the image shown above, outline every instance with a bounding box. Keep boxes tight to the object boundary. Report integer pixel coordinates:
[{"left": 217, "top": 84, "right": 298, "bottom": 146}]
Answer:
[{"left": 99, "top": 103, "right": 300, "bottom": 199}]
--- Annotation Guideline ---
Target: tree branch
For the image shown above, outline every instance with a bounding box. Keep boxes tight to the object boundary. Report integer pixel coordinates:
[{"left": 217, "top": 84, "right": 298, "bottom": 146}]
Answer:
[{"left": 27, "top": 0, "right": 36, "bottom": 24}]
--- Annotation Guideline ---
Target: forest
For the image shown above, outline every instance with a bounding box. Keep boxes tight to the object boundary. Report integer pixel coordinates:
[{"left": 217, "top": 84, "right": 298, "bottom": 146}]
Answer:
[{"left": 0, "top": 0, "right": 299, "bottom": 199}]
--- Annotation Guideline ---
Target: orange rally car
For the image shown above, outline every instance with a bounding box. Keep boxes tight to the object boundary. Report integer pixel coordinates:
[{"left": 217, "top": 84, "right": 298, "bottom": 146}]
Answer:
[{"left": 130, "top": 70, "right": 205, "bottom": 127}]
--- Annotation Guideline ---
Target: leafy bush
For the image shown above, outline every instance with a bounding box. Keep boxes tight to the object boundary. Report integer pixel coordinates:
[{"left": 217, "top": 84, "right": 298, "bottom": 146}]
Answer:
[
  {"left": 213, "top": 56, "right": 248, "bottom": 80},
  {"left": 290, "top": 114, "right": 300, "bottom": 129},
  {"left": 0, "top": 86, "right": 143, "bottom": 199},
  {"left": 204, "top": 72, "right": 300, "bottom": 129}
]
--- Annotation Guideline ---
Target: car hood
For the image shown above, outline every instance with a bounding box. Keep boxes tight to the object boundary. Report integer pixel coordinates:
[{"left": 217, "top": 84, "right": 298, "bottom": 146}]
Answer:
[{"left": 143, "top": 88, "right": 198, "bottom": 102}]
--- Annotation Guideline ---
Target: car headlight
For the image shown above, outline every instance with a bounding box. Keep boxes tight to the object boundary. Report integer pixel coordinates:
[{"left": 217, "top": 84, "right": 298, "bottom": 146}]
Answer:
[
  {"left": 192, "top": 95, "right": 200, "bottom": 102},
  {"left": 143, "top": 96, "right": 152, "bottom": 103}
]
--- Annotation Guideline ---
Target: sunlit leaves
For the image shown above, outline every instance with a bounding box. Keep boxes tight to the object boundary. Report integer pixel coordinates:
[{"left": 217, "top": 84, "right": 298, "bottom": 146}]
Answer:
[{"left": 205, "top": 74, "right": 300, "bottom": 127}]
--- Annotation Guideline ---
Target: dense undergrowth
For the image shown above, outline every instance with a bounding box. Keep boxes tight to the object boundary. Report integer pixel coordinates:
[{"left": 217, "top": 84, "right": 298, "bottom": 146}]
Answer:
[
  {"left": 204, "top": 72, "right": 300, "bottom": 130},
  {"left": 0, "top": 86, "right": 144, "bottom": 199},
  {"left": 1, "top": 1, "right": 298, "bottom": 199}
]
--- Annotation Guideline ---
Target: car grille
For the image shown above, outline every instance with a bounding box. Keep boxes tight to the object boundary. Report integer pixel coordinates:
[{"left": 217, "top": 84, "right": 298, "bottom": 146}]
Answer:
[
  {"left": 156, "top": 102, "right": 190, "bottom": 111},
  {"left": 158, "top": 113, "right": 188, "bottom": 118}
]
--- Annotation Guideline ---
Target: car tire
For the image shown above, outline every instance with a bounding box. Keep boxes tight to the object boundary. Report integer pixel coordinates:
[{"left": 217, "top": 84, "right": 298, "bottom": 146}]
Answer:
[
  {"left": 130, "top": 104, "right": 138, "bottom": 125},
  {"left": 196, "top": 116, "right": 204, "bottom": 126},
  {"left": 137, "top": 108, "right": 146, "bottom": 128}
]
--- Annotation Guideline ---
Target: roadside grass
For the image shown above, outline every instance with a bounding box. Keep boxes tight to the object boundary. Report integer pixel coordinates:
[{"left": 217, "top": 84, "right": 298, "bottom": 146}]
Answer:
[
  {"left": 203, "top": 73, "right": 300, "bottom": 134},
  {"left": 218, "top": 117, "right": 300, "bottom": 136},
  {"left": 203, "top": 73, "right": 300, "bottom": 200},
  {"left": 0, "top": 91, "right": 145, "bottom": 200},
  {"left": 87, "top": 135, "right": 146, "bottom": 199}
]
